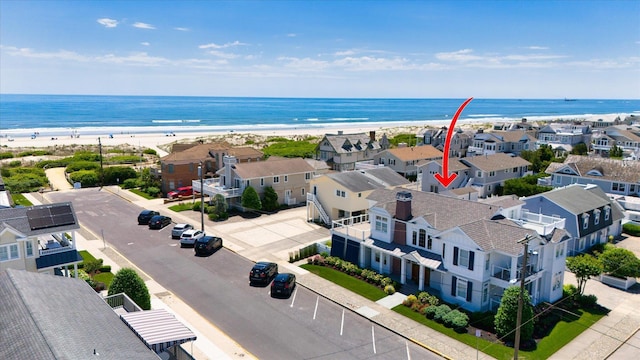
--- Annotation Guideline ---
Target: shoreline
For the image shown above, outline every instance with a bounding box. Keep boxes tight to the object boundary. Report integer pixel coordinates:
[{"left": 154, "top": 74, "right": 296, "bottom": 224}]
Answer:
[{"left": 0, "top": 113, "right": 627, "bottom": 153}]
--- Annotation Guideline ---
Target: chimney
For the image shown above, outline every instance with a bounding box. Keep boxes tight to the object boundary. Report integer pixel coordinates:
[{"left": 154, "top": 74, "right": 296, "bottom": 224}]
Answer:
[
  {"left": 478, "top": 128, "right": 484, "bottom": 134},
  {"left": 395, "top": 191, "right": 412, "bottom": 221},
  {"left": 338, "top": 130, "right": 343, "bottom": 135},
  {"left": 370, "top": 131, "right": 376, "bottom": 141}
]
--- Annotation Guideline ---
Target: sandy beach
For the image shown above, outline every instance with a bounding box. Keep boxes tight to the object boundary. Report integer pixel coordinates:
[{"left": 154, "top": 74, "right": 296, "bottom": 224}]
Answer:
[{"left": 0, "top": 113, "right": 625, "bottom": 157}]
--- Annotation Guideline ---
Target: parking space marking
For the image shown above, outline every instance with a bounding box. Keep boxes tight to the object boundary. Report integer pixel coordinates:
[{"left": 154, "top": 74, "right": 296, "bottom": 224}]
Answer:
[
  {"left": 406, "top": 340, "right": 411, "bottom": 360},
  {"left": 340, "top": 309, "right": 345, "bottom": 336},
  {"left": 372, "top": 326, "right": 377, "bottom": 354},
  {"left": 313, "top": 296, "right": 319, "bottom": 320},
  {"left": 290, "top": 288, "right": 297, "bottom": 308}
]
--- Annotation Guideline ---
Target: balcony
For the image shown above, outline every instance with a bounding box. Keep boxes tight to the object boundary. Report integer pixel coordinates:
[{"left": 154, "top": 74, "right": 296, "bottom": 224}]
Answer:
[
  {"left": 517, "top": 211, "right": 565, "bottom": 236},
  {"left": 36, "top": 235, "right": 83, "bottom": 270},
  {"left": 490, "top": 262, "right": 541, "bottom": 287},
  {"left": 192, "top": 178, "right": 242, "bottom": 199},
  {"left": 331, "top": 214, "right": 371, "bottom": 242}
]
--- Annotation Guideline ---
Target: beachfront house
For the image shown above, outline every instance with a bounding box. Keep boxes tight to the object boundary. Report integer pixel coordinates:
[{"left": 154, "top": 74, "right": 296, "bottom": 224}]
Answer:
[
  {"left": 521, "top": 184, "right": 625, "bottom": 256},
  {"left": 315, "top": 131, "right": 388, "bottom": 171},
  {"left": 306, "top": 167, "right": 411, "bottom": 225},
  {"left": 330, "top": 189, "right": 569, "bottom": 312},
  {"left": 0, "top": 202, "right": 83, "bottom": 276},
  {"left": 467, "top": 130, "right": 536, "bottom": 157},
  {"left": 590, "top": 126, "right": 640, "bottom": 157},
  {"left": 160, "top": 142, "right": 263, "bottom": 196},
  {"left": 535, "top": 123, "right": 592, "bottom": 153},
  {"left": 416, "top": 127, "right": 472, "bottom": 157},
  {"left": 373, "top": 145, "right": 443, "bottom": 178},
  {"left": 420, "top": 153, "right": 531, "bottom": 198},
  {"left": 194, "top": 155, "right": 314, "bottom": 209},
  {"left": 541, "top": 155, "right": 640, "bottom": 196}
]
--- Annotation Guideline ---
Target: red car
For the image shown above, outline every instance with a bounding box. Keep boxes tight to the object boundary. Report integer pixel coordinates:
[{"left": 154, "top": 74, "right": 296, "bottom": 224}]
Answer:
[{"left": 168, "top": 186, "right": 193, "bottom": 199}]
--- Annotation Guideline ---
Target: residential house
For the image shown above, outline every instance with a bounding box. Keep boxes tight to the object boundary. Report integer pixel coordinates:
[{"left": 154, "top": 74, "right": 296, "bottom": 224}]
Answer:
[
  {"left": 591, "top": 126, "right": 640, "bottom": 156},
  {"left": 0, "top": 202, "right": 83, "bottom": 276},
  {"left": 522, "top": 184, "right": 625, "bottom": 256},
  {"left": 373, "top": 145, "right": 443, "bottom": 177},
  {"left": 420, "top": 153, "right": 531, "bottom": 198},
  {"left": 330, "top": 189, "right": 569, "bottom": 312},
  {"left": 160, "top": 142, "right": 263, "bottom": 195},
  {"left": 542, "top": 155, "right": 640, "bottom": 196},
  {"left": 467, "top": 130, "right": 536, "bottom": 157},
  {"left": 536, "top": 123, "right": 592, "bottom": 153},
  {"left": 196, "top": 156, "right": 315, "bottom": 208},
  {"left": 315, "top": 131, "right": 387, "bottom": 171},
  {"left": 307, "top": 167, "right": 411, "bottom": 225},
  {"left": 416, "top": 127, "right": 471, "bottom": 157}
]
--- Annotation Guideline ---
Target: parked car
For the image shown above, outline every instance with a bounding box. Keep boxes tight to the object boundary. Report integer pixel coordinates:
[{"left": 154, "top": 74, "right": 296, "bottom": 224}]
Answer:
[
  {"left": 194, "top": 235, "right": 223, "bottom": 256},
  {"left": 148, "top": 215, "right": 172, "bottom": 229},
  {"left": 138, "top": 210, "right": 160, "bottom": 225},
  {"left": 249, "top": 262, "right": 278, "bottom": 286},
  {"left": 172, "top": 223, "right": 194, "bottom": 239},
  {"left": 271, "top": 273, "right": 296, "bottom": 297},
  {"left": 168, "top": 186, "right": 193, "bottom": 199},
  {"left": 180, "top": 229, "right": 204, "bottom": 247}
]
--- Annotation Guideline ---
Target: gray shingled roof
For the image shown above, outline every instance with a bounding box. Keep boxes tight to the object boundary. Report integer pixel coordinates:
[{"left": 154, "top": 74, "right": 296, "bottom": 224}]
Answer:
[
  {"left": 367, "top": 189, "right": 499, "bottom": 230},
  {"left": 480, "top": 195, "right": 525, "bottom": 209},
  {"left": 536, "top": 184, "right": 612, "bottom": 215},
  {"left": 548, "top": 155, "right": 640, "bottom": 183},
  {"left": 458, "top": 220, "right": 538, "bottom": 255},
  {"left": 322, "top": 133, "right": 380, "bottom": 154},
  {"left": 232, "top": 157, "right": 314, "bottom": 179},
  {"left": 328, "top": 167, "right": 410, "bottom": 193},
  {"left": 461, "top": 153, "right": 531, "bottom": 172},
  {"left": 0, "top": 269, "right": 159, "bottom": 360}
]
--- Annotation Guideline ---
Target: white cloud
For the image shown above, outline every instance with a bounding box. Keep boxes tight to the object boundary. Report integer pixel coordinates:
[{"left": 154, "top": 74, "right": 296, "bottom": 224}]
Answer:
[
  {"left": 141, "top": 42, "right": 150, "bottom": 46},
  {"left": 133, "top": 22, "right": 156, "bottom": 30},
  {"left": 174, "top": 27, "right": 189, "bottom": 31},
  {"left": 335, "top": 50, "right": 356, "bottom": 56},
  {"left": 435, "top": 49, "right": 482, "bottom": 62},
  {"left": 287, "top": 33, "right": 297, "bottom": 37},
  {"left": 526, "top": 46, "right": 549, "bottom": 50},
  {"left": 97, "top": 18, "right": 118, "bottom": 28},
  {"left": 198, "top": 41, "right": 247, "bottom": 49},
  {"left": 207, "top": 50, "right": 239, "bottom": 59}
]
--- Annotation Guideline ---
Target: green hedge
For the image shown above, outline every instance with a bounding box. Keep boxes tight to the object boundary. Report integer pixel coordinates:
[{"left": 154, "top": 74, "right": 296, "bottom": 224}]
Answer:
[{"left": 623, "top": 222, "right": 640, "bottom": 236}]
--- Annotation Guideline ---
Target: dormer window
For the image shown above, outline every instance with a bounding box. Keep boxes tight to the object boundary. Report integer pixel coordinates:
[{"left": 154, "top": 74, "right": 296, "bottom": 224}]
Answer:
[
  {"left": 594, "top": 209, "right": 601, "bottom": 225},
  {"left": 604, "top": 206, "right": 610, "bottom": 221},
  {"left": 582, "top": 213, "right": 590, "bottom": 229}
]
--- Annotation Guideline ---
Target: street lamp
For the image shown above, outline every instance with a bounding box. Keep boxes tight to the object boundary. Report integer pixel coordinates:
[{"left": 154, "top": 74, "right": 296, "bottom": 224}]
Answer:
[{"left": 514, "top": 234, "right": 531, "bottom": 360}]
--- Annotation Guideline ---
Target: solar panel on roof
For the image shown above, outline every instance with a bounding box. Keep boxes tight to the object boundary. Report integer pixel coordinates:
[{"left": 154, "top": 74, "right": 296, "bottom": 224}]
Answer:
[{"left": 27, "top": 204, "right": 76, "bottom": 230}]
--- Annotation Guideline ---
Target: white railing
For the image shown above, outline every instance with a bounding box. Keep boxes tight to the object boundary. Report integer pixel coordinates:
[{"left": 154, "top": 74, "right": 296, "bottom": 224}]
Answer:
[
  {"left": 192, "top": 179, "right": 242, "bottom": 199},
  {"left": 39, "top": 246, "right": 75, "bottom": 256},
  {"left": 306, "top": 193, "right": 330, "bottom": 224},
  {"left": 331, "top": 214, "right": 371, "bottom": 241}
]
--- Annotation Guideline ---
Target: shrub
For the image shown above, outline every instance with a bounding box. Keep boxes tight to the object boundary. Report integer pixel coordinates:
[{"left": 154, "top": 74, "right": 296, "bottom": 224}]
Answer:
[
  {"left": 403, "top": 294, "right": 418, "bottom": 307},
  {"left": 418, "top": 291, "right": 439, "bottom": 306},
  {"left": 577, "top": 294, "right": 598, "bottom": 308},
  {"left": 8, "top": 160, "right": 22, "bottom": 167},
  {"left": 108, "top": 268, "right": 151, "bottom": 310},
  {"left": 122, "top": 178, "right": 138, "bottom": 189},
  {"left": 563, "top": 284, "right": 578, "bottom": 299},
  {"left": 424, "top": 305, "right": 438, "bottom": 319},
  {"left": 433, "top": 304, "right": 452, "bottom": 323},
  {"left": 145, "top": 186, "right": 161, "bottom": 197},
  {"left": 69, "top": 170, "right": 99, "bottom": 187},
  {"left": 622, "top": 222, "right": 640, "bottom": 236},
  {"left": 443, "top": 309, "right": 469, "bottom": 331},
  {"left": 384, "top": 285, "right": 396, "bottom": 295},
  {"left": 0, "top": 152, "right": 14, "bottom": 159}
]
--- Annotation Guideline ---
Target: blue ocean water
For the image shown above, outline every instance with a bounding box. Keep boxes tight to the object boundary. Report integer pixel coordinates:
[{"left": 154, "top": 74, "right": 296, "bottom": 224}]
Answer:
[{"left": 0, "top": 94, "right": 638, "bottom": 136}]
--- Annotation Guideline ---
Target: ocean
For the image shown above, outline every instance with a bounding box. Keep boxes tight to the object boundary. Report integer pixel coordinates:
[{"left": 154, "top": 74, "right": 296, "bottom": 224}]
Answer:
[{"left": 0, "top": 94, "right": 638, "bottom": 137}]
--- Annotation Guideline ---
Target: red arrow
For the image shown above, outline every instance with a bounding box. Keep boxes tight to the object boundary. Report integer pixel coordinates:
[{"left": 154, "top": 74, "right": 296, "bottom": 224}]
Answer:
[{"left": 434, "top": 97, "right": 474, "bottom": 188}]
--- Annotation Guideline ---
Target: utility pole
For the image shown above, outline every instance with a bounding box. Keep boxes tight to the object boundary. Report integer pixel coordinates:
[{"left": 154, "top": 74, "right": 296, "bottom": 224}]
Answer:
[
  {"left": 199, "top": 161, "right": 204, "bottom": 233},
  {"left": 514, "top": 235, "right": 531, "bottom": 360},
  {"left": 98, "top": 137, "right": 104, "bottom": 188}
]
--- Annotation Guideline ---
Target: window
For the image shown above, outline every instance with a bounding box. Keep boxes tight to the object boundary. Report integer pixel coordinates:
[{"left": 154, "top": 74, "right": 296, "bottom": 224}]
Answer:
[
  {"left": 168, "top": 164, "right": 174, "bottom": 173},
  {"left": 26, "top": 241, "right": 33, "bottom": 257},
  {"left": 418, "top": 230, "right": 426, "bottom": 247},
  {"left": 335, "top": 190, "right": 346, "bottom": 198},
  {"left": 604, "top": 206, "right": 610, "bottom": 221},
  {"left": 456, "top": 278, "right": 468, "bottom": 298},
  {"left": 476, "top": 170, "right": 482, "bottom": 177},
  {"left": 453, "top": 246, "right": 475, "bottom": 270},
  {"left": 483, "top": 284, "right": 489, "bottom": 303},
  {"left": 451, "top": 276, "right": 473, "bottom": 302},
  {"left": 375, "top": 215, "right": 388, "bottom": 233},
  {"left": 0, "top": 244, "right": 19, "bottom": 262},
  {"left": 579, "top": 237, "right": 586, "bottom": 250},
  {"left": 412, "top": 231, "right": 417, "bottom": 246},
  {"left": 284, "top": 175, "right": 288, "bottom": 182},
  {"left": 612, "top": 182, "right": 625, "bottom": 192},
  {"left": 630, "top": 184, "right": 636, "bottom": 193},
  {"left": 555, "top": 244, "right": 564, "bottom": 258},
  {"left": 375, "top": 251, "right": 380, "bottom": 263},
  {"left": 594, "top": 209, "right": 600, "bottom": 225},
  {"left": 485, "top": 254, "right": 490, "bottom": 270},
  {"left": 301, "top": 188, "right": 305, "bottom": 196},
  {"left": 489, "top": 171, "right": 495, "bottom": 177},
  {"left": 582, "top": 214, "right": 589, "bottom": 229},
  {"left": 305, "top": 172, "right": 311, "bottom": 180},
  {"left": 427, "top": 236, "right": 432, "bottom": 250},
  {"left": 273, "top": 176, "right": 280, "bottom": 184}
]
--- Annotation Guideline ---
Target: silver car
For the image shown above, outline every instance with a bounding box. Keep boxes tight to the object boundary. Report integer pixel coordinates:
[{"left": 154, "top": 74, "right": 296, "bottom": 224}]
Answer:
[
  {"left": 180, "top": 229, "right": 204, "bottom": 247},
  {"left": 172, "top": 223, "right": 194, "bottom": 239}
]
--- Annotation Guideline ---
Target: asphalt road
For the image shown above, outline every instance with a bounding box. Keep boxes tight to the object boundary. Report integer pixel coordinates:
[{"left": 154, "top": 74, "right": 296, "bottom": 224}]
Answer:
[{"left": 47, "top": 188, "right": 441, "bottom": 360}]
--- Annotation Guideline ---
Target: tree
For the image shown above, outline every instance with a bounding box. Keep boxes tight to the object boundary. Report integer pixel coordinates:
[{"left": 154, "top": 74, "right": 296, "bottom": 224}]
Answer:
[
  {"left": 211, "top": 193, "right": 228, "bottom": 216},
  {"left": 565, "top": 254, "right": 603, "bottom": 295},
  {"left": 83, "top": 258, "right": 104, "bottom": 278},
  {"left": 241, "top": 186, "right": 262, "bottom": 210},
  {"left": 108, "top": 268, "right": 151, "bottom": 310},
  {"left": 262, "top": 186, "right": 279, "bottom": 211},
  {"left": 495, "top": 286, "right": 534, "bottom": 345},
  {"left": 610, "top": 144, "right": 623, "bottom": 158},
  {"left": 570, "top": 142, "right": 589, "bottom": 155},
  {"left": 599, "top": 247, "right": 640, "bottom": 279},
  {"left": 503, "top": 174, "right": 552, "bottom": 197}
]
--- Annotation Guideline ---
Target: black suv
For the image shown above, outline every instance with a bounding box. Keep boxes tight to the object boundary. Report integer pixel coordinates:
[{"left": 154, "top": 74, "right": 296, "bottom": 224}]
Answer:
[
  {"left": 249, "top": 262, "right": 278, "bottom": 286},
  {"left": 138, "top": 210, "right": 160, "bottom": 225},
  {"left": 271, "top": 273, "right": 296, "bottom": 298},
  {"left": 148, "top": 215, "right": 172, "bottom": 229},
  {"left": 195, "top": 236, "right": 223, "bottom": 256}
]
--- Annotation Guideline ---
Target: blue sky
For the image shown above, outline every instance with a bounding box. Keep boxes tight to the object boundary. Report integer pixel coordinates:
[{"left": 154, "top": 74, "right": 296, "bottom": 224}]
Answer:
[{"left": 1, "top": 0, "right": 638, "bottom": 99}]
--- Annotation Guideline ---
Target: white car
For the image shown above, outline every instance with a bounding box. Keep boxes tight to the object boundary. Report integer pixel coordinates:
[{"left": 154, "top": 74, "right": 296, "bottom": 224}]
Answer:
[
  {"left": 180, "top": 229, "right": 204, "bottom": 247},
  {"left": 172, "top": 223, "right": 194, "bottom": 239}
]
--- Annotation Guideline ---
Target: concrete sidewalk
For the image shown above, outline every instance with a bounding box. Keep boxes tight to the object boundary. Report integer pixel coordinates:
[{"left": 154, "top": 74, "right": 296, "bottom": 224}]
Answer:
[{"left": 34, "top": 186, "right": 640, "bottom": 360}]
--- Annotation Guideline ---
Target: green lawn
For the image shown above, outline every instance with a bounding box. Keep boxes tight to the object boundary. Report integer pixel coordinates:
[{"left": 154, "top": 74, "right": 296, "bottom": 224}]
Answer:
[
  {"left": 168, "top": 202, "right": 194, "bottom": 212},
  {"left": 301, "top": 264, "right": 387, "bottom": 301},
  {"left": 94, "top": 271, "right": 115, "bottom": 288},
  {"left": 12, "top": 193, "right": 33, "bottom": 207},
  {"left": 129, "top": 188, "right": 157, "bottom": 200},
  {"left": 301, "top": 263, "right": 606, "bottom": 359}
]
